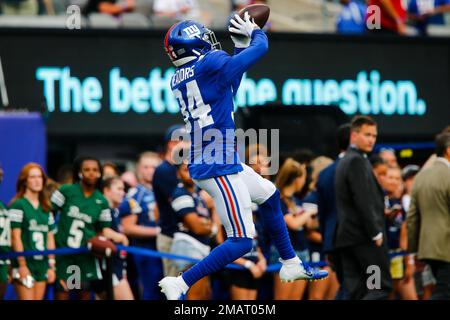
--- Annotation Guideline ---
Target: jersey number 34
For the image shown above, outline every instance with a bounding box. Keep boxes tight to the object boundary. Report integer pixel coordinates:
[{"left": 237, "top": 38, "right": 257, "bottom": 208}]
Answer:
[{"left": 173, "top": 80, "right": 214, "bottom": 133}]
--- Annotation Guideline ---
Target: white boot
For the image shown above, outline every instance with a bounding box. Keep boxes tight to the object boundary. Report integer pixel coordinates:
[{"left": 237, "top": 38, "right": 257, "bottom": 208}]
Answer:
[
  {"left": 158, "top": 276, "right": 189, "bottom": 300},
  {"left": 279, "top": 256, "right": 328, "bottom": 282}
]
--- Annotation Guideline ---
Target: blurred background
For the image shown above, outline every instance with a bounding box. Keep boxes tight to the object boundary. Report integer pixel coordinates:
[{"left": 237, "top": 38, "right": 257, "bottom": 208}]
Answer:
[
  {"left": 0, "top": 0, "right": 449, "bottom": 34},
  {"left": 0, "top": 0, "right": 449, "bottom": 302}
]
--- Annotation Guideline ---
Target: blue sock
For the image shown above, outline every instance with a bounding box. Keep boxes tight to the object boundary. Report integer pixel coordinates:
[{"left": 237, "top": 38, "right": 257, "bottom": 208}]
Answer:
[
  {"left": 182, "top": 237, "right": 253, "bottom": 287},
  {"left": 259, "top": 189, "right": 296, "bottom": 260}
]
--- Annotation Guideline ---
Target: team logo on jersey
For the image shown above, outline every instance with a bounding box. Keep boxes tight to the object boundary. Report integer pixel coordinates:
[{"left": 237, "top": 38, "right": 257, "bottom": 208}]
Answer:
[
  {"left": 127, "top": 187, "right": 138, "bottom": 198},
  {"left": 67, "top": 206, "right": 93, "bottom": 223},
  {"left": 128, "top": 199, "right": 143, "bottom": 214},
  {"left": 183, "top": 25, "right": 201, "bottom": 38}
]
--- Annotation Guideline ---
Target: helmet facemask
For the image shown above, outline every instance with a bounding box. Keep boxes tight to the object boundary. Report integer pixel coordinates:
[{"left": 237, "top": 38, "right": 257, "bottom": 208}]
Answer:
[{"left": 201, "top": 28, "right": 221, "bottom": 51}]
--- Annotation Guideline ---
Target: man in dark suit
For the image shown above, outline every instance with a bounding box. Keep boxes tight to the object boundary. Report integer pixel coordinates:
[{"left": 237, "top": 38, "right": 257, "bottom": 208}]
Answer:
[{"left": 334, "top": 115, "right": 392, "bottom": 300}]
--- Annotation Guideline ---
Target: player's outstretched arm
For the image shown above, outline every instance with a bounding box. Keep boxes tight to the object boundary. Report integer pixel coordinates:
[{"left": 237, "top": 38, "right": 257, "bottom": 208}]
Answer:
[{"left": 220, "top": 12, "right": 268, "bottom": 86}]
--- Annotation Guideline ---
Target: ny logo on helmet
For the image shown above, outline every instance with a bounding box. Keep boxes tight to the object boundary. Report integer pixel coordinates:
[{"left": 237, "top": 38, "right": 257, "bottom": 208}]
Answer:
[{"left": 183, "top": 25, "right": 201, "bottom": 38}]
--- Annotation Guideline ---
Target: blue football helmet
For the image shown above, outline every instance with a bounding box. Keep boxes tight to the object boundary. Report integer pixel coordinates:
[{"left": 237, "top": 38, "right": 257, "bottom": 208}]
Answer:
[{"left": 164, "top": 20, "right": 221, "bottom": 67}]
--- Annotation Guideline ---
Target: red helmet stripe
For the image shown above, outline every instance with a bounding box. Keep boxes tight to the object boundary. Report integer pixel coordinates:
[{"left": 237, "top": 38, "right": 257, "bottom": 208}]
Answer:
[{"left": 164, "top": 23, "right": 178, "bottom": 50}]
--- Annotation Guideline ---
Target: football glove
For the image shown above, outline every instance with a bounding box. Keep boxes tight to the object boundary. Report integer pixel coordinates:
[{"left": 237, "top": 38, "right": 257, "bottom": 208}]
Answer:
[{"left": 229, "top": 11, "right": 259, "bottom": 48}]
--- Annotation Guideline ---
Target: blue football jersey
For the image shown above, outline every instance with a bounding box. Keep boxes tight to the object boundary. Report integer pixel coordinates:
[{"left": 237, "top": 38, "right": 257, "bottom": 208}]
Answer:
[
  {"left": 385, "top": 197, "right": 406, "bottom": 250},
  {"left": 280, "top": 196, "right": 309, "bottom": 252},
  {"left": 171, "top": 184, "right": 211, "bottom": 245},
  {"left": 119, "top": 184, "right": 158, "bottom": 248},
  {"left": 119, "top": 184, "right": 158, "bottom": 226},
  {"left": 170, "top": 29, "right": 269, "bottom": 180}
]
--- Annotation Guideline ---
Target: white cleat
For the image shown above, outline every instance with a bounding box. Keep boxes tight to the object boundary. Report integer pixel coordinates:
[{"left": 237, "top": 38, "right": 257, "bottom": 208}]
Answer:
[
  {"left": 158, "top": 276, "right": 185, "bottom": 300},
  {"left": 279, "top": 260, "right": 329, "bottom": 283}
]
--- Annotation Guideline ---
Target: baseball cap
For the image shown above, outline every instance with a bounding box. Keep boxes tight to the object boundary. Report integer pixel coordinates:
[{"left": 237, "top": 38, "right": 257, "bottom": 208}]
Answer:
[{"left": 164, "top": 124, "right": 187, "bottom": 143}]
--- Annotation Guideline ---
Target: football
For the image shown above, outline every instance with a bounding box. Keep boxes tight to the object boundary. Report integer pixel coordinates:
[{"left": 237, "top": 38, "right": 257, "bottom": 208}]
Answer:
[
  {"left": 87, "top": 235, "right": 117, "bottom": 258},
  {"left": 229, "top": 4, "right": 270, "bottom": 38},
  {"left": 238, "top": 4, "right": 270, "bottom": 29}
]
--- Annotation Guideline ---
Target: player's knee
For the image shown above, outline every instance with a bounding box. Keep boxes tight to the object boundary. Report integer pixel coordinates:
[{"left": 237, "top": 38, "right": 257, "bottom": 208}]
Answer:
[
  {"left": 265, "top": 180, "right": 277, "bottom": 198},
  {"left": 271, "top": 188, "right": 281, "bottom": 201},
  {"left": 254, "top": 179, "right": 277, "bottom": 205},
  {"left": 239, "top": 237, "right": 253, "bottom": 254},
  {"left": 229, "top": 237, "right": 253, "bottom": 255},
  {"left": 262, "top": 188, "right": 280, "bottom": 206}
]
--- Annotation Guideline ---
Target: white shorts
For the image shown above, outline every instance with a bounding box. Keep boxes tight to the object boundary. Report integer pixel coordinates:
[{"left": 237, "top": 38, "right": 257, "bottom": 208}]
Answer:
[{"left": 194, "top": 163, "right": 276, "bottom": 239}]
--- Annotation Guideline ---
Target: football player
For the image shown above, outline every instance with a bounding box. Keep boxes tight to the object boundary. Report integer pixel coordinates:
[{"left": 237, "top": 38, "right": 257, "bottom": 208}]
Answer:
[
  {"left": 159, "top": 13, "right": 328, "bottom": 300},
  {"left": 9, "top": 163, "right": 56, "bottom": 300},
  {"left": 51, "top": 156, "right": 127, "bottom": 300}
]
